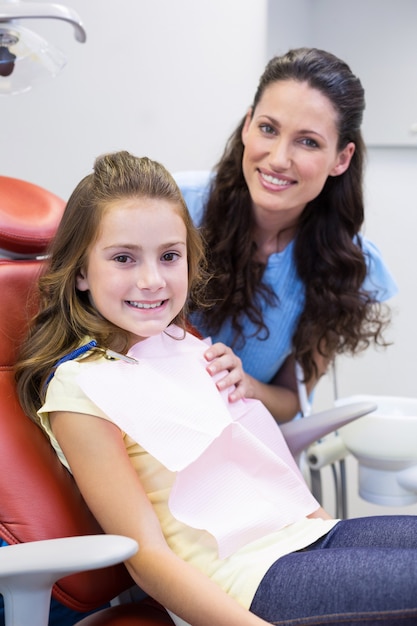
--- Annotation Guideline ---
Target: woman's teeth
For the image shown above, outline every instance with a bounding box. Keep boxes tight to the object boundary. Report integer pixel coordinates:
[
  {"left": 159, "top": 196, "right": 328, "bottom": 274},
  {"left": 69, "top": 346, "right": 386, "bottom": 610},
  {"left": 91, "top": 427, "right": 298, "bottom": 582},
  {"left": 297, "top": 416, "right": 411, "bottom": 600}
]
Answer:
[{"left": 261, "top": 172, "right": 292, "bottom": 186}]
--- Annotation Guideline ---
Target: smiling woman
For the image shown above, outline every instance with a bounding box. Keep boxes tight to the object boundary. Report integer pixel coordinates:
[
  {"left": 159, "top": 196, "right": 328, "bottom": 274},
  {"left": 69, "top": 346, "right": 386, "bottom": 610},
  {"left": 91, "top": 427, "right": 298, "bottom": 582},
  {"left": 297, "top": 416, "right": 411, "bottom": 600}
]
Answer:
[
  {"left": 176, "top": 47, "right": 397, "bottom": 423},
  {"left": 241, "top": 80, "right": 355, "bottom": 246}
]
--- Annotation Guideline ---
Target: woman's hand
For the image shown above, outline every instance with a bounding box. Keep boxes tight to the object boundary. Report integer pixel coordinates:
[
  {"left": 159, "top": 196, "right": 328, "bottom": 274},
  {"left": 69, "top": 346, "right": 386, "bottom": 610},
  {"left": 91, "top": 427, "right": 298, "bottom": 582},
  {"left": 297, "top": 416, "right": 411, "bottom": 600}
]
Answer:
[
  {"left": 203, "top": 344, "right": 329, "bottom": 423},
  {"left": 204, "top": 342, "right": 251, "bottom": 402},
  {"left": 203, "top": 343, "right": 300, "bottom": 420},
  {"left": 203, "top": 347, "right": 308, "bottom": 422}
]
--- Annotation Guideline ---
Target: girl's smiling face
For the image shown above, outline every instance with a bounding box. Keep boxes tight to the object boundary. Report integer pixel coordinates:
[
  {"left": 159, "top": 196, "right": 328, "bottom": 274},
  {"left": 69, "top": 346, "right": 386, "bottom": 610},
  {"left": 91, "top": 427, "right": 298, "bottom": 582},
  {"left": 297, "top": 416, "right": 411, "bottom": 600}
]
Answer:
[
  {"left": 76, "top": 197, "right": 189, "bottom": 348},
  {"left": 241, "top": 79, "right": 355, "bottom": 227}
]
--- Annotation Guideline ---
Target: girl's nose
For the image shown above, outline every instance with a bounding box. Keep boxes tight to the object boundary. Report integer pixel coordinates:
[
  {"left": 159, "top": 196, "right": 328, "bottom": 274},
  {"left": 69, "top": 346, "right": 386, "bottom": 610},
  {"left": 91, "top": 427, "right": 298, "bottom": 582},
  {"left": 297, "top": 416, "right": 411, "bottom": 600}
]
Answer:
[{"left": 136, "top": 263, "right": 166, "bottom": 291}]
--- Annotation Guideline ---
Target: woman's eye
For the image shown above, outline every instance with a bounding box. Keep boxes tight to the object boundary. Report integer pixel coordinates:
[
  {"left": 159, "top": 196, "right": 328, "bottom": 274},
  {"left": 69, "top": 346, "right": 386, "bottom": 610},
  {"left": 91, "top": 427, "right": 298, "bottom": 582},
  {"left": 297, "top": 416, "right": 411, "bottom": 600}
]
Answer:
[
  {"left": 259, "top": 123, "right": 275, "bottom": 135},
  {"left": 300, "top": 137, "right": 319, "bottom": 148}
]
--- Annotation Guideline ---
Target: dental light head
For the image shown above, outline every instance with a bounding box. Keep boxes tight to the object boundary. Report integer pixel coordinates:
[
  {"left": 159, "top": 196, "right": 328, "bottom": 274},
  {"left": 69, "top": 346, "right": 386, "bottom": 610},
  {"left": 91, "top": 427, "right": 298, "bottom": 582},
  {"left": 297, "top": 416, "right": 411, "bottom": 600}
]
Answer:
[
  {"left": 0, "top": 31, "right": 16, "bottom": 76},
  {"left": 0, "top": 0, "right": 86, "bottom": 95}
]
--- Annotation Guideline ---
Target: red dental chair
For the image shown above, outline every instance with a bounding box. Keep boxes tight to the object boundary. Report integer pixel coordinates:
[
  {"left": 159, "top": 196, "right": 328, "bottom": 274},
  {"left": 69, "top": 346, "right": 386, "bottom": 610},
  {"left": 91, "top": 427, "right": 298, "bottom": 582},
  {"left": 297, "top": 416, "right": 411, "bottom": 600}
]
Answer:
[{"left": 0, "top": 175, "right": 174, "bottom": 626}]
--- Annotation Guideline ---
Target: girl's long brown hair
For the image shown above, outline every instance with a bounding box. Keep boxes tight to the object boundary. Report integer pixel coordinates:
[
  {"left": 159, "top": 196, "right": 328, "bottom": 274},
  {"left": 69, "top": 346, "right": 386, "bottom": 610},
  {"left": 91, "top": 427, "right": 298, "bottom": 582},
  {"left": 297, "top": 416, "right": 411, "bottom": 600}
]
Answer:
[{"left": 16, "top": 151, "right": 207, "bottom": 423}]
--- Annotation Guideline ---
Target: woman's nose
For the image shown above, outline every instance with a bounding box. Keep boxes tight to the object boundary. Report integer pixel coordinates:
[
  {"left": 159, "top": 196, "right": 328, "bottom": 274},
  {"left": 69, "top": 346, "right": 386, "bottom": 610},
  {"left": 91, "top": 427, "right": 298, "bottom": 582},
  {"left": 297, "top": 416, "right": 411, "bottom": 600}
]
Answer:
[{"left": 269, "top": 137, "right": 292, "bottom": 169}]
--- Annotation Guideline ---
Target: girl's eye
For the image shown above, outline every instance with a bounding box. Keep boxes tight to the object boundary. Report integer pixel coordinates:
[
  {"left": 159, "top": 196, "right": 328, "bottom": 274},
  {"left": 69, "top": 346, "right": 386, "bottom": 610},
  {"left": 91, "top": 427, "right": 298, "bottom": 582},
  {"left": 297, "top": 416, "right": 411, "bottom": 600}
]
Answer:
[
  {"left": 114, "top": 255, "right": 131, "bottom": 264},
  {"left": 162, "top": 252, "right": 179, "bottom": 262}
]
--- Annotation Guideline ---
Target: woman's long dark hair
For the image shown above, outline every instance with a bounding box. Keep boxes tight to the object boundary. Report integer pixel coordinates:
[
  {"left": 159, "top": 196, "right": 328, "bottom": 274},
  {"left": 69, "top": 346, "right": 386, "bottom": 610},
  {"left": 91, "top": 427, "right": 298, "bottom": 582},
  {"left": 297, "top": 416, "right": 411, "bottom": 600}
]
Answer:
[{"left": 193, "top": 48, "right": 390, "bottom": 380}]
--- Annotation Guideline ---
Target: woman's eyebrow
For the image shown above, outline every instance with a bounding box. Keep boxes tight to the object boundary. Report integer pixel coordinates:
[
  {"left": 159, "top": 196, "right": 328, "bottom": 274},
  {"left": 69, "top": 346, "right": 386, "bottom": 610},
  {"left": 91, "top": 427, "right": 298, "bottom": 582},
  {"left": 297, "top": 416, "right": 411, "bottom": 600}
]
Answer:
[{"left": 258, "top": 115, "right": 326, "bottom": 140}]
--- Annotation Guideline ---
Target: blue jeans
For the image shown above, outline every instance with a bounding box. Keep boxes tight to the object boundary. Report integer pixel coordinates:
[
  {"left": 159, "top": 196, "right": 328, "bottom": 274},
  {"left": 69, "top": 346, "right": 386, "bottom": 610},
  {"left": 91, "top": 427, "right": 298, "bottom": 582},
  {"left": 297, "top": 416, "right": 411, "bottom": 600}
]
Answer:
[{"left": 250, "top": 516, "right": 417, "bottom": 625}]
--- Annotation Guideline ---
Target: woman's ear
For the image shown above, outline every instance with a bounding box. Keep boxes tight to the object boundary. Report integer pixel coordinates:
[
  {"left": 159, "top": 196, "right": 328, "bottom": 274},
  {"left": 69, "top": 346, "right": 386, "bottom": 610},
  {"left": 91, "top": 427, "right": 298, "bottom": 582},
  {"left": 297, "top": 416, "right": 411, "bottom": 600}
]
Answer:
[
  {"left": 241, "top": 108, "right": 253, "bottom": 146},
  {"left": 76, "top": 269, "right": 89, "bottom": 292},
  {"left": 329, "top": 142, "right": 355, "bottom": 177}
]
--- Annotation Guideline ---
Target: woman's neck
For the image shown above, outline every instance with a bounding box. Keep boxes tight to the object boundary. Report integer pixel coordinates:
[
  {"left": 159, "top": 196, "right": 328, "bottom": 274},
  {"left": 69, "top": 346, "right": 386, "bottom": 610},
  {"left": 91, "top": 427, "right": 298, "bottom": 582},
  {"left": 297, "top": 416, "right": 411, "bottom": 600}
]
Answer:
[
  {"left": 253, "top": 222, "right": 298, "bottom": 263},
  {"left": 251, "top": 204, "right": 301, "bottom": 262}
]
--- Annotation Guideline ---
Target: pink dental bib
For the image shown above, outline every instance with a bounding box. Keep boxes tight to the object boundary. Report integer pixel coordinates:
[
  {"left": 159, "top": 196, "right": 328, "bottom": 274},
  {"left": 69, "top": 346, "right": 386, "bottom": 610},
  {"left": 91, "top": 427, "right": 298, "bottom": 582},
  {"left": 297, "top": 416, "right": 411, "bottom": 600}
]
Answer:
[{"left": 77, "top": 327, "right": 318, "bottom": 558}]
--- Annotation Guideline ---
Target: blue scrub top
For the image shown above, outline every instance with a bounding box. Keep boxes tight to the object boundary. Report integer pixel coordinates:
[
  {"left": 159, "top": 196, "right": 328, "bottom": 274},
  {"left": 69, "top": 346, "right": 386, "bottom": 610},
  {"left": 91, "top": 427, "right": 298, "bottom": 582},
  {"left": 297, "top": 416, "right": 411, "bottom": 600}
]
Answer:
[{"left": 175, "top": 171, "right": 398, "bottom": 383}]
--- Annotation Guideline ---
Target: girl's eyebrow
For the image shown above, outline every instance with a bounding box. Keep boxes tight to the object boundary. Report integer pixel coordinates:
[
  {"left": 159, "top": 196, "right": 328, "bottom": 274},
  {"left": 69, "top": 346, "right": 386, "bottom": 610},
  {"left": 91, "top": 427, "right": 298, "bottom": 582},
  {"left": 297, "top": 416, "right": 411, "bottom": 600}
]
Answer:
[
  {"left": 103, "top": 243, "right": 141, "bottom": 252},
  {"left": 103, "top": 241, "right": 187, "bottom": 251}
]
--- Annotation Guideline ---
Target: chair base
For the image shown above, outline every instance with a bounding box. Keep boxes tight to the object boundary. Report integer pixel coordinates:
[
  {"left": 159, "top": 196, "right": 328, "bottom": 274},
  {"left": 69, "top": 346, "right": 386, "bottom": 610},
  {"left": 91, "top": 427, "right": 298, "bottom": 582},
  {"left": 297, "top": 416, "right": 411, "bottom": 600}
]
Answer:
[{"left": 75, "top": 599, "right": 174, "bottom": 625}]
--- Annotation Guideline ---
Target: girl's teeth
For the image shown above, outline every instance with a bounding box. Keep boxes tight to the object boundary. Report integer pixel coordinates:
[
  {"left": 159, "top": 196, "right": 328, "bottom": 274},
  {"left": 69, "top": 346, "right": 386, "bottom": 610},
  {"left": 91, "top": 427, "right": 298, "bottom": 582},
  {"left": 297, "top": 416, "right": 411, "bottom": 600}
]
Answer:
[{"left": 130, "top": 301, "right": 163, "bottom": 309}]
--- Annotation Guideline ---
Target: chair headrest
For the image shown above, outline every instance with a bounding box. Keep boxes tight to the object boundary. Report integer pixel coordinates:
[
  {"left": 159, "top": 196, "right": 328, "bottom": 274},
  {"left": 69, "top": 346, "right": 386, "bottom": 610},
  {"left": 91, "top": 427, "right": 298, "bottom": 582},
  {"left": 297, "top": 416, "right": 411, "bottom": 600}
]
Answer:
[{"left": 0, "top": 176, "right": 65, "bottom": 256}]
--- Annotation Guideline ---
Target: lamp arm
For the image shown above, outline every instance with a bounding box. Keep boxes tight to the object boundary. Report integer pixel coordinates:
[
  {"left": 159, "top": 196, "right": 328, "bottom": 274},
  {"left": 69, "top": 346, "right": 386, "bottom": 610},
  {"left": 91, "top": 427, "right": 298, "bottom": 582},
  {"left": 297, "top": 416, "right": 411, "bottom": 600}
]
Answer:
[{"left": 0, "top": 3, "right": 86, "bottom": 42}]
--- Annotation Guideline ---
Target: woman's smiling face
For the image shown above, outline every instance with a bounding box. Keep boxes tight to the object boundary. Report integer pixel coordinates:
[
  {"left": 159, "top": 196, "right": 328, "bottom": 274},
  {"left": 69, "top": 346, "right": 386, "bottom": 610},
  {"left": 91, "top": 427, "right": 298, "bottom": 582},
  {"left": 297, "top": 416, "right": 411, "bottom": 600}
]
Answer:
[
  {"left": 76, "top": 197, "right": 189, "bottom": 348},
  {"left": 241, "top": 79, "right": 355, "bottom": 225}
]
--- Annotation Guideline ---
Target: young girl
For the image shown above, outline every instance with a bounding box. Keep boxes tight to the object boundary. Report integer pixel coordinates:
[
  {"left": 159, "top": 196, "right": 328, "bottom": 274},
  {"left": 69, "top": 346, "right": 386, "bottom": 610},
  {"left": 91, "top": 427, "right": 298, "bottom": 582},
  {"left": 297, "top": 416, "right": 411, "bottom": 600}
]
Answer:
[{"left": 16, "top": 152, "right": 417, "bottom": 626}]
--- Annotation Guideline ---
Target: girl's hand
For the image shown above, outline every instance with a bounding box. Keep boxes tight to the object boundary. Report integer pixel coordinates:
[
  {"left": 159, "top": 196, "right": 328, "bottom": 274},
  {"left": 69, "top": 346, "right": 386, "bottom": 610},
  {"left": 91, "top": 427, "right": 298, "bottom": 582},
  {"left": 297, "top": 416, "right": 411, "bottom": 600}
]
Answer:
[{"left": 204, "top": 342, "right": 249, "bottom": 402}]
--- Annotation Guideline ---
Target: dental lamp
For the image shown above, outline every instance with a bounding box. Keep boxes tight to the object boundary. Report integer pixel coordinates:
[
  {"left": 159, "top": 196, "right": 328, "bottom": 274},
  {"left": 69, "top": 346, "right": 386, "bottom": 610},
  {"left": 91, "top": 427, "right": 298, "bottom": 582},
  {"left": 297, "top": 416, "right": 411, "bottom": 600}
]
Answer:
[{"left": 0, "top": 0, "right": 86, "bottom": 95}]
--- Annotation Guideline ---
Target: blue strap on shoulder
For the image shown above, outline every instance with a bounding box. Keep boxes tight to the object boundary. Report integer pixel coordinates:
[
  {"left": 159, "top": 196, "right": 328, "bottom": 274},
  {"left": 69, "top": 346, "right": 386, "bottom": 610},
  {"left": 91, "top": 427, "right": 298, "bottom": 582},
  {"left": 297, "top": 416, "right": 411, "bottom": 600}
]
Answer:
[{"left": 45, "top": 340, "right": 98, "bottom": 387}]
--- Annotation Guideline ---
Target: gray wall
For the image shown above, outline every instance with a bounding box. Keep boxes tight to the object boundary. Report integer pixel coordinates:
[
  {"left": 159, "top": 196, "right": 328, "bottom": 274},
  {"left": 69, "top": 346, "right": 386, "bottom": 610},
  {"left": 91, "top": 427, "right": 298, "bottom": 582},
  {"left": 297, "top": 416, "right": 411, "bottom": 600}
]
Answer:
[{"left": 1, "top": 0, "right": 268, "bottom": 196}]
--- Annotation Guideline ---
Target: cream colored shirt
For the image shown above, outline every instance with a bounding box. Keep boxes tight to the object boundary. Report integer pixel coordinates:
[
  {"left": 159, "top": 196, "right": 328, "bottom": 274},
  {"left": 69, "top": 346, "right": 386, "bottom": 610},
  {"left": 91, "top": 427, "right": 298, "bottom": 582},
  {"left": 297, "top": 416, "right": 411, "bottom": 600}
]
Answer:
[{"left": 39, "top": 357, "right": 337, "bottom": 608}]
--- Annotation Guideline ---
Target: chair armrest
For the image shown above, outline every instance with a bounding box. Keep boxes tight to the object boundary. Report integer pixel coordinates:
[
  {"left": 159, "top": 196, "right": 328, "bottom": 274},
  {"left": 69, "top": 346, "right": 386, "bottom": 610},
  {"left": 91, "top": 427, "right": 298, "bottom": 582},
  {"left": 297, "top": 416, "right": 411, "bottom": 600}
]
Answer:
[
  {"left": 0, "top": 534, "right": 138, "bottom": 626},
  {"left": 280, "top": 401, "right": 377, "bottom": 457},
  {"left": 166, "top": 611, "right": 192, "bottom": 626}
]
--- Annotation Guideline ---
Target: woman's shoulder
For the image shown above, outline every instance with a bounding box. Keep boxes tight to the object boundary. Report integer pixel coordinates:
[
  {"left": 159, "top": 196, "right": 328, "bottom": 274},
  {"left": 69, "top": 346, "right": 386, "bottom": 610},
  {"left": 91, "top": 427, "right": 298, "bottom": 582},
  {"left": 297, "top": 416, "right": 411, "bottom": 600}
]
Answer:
[
  {"left": 173, "top": 170, "right": 214, "bottom": 226},
  {"left": 357, "top": 234, "right": 398, "bottom": 302},
  {"left": 174, "top": 169, "right": 213, "bottom": 188}
]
